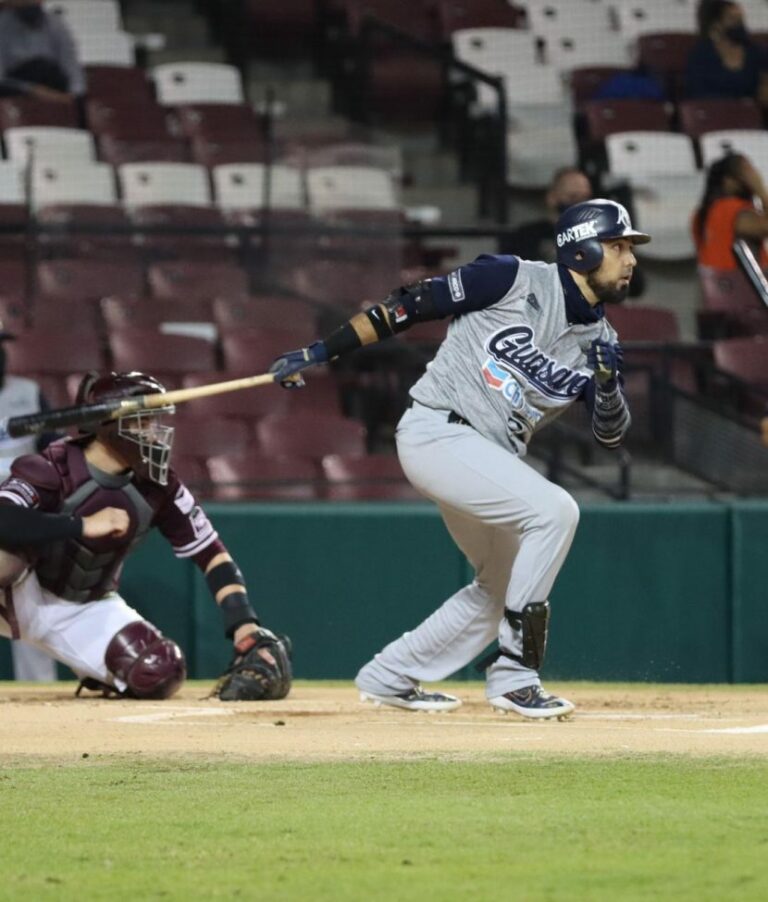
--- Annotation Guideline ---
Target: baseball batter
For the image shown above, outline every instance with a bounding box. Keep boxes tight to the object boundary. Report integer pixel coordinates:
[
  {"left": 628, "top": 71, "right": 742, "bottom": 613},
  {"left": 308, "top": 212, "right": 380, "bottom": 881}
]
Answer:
[
  {"left": 0, "top": 371, "right": 291, "bottom": 700},
  {"left": 270, "top": 199, "right": 647, "bottom": 720}
]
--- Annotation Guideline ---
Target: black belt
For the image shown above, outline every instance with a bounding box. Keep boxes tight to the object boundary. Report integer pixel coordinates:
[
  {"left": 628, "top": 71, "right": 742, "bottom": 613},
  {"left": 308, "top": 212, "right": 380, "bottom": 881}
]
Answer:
[{"left": 406, "top": 398, "right": 472, "bottom": 428}]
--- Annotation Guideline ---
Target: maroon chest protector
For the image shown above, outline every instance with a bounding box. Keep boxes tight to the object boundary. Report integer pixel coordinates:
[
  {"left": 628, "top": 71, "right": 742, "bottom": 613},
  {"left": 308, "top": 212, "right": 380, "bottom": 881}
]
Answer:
[{"left": 32, "top": 442, "right": 159, "bottom": 602}]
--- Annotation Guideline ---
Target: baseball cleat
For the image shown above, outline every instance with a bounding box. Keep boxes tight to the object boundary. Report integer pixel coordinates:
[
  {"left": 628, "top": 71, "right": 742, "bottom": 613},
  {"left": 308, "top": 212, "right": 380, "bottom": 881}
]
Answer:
[
  {"left": 489, "top": 685, "right": 575, "bottom": 721},
  {"left": 359, "top": 686, "right": 462, "bottom": 712}
]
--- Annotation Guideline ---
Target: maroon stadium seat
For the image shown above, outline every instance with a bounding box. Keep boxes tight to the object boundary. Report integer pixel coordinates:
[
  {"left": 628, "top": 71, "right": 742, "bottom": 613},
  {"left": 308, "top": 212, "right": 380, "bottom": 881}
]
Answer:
[
  {"left": 221, "top": 327, "right": 318, "bottom": 372},
  {"left": 169, "top": 453, "right": 211, "bottom": 493},
  {"left": 30, "top": 373, "right": 73, "bottom": 408},
  {"left": 436, "top": 0, "right": 521, "bottom": 35},
  {"left": 678, "top": 98, "right": 763, "bottom": 140},
  {"left": 569, "top": 66, "right": 632, "bottom": 110},
  {"left": 583, "top": 99, "right": 672, "bottom": 141},
  {"left": 148, "top": 260, "right": 249, "bottom": 300},
  {"left": 128, "top": 204, "right": 236, "bottom": 260},
  {"left": 6, "top": 328, "right": 104, "bottom": 374},
  {"left": 0, "top": 204, "right": 28, "bottom": 260},
  {"left": 0, "top": 294, "right": 30, "bottom": 333},
  {"left": 0, "top": 96, "right": 78, "bottom": 130},
  {"left": 322, "top": 453, "right": 422, "bottom": 500},
  {"left": 207, "top": 452, "right": 320, "bottom": 500},
  {"left": 99, "top": 135, "right": 191, "bottom": 165},
  {"left": 636, "top": 32, "right": 699, "bottom": 99},
  {"left": 36, "top": 259, "right": 145, "bottom": 301},
  {"left": 697, "top": 266, "right": 768, "bottom": 337},
  {"left": 256, "top": 411, "right": 366, "bottom": 459},
  {"left": 35, "top": 204, "right": 135, "bottom": 260},
  {"left": 0, "top": 259, "right": 28, "bottom": 301},
  {"left": 713, "top": 336, "right": 768, "bottom": 384},
  {"left": 181, "top": 371, "right": 290, "bottom": 420},
  {"left": 282, "top": 374, "right": 344, "bottom": 415},
  {"left": 289, "top": 259, "right": 393, "bottom": 312},
  {"left": 85, "top": 66, "right": 156, "bottom": 104},
  {"left": 86, "top": 98, "right": 170, "bottom": 138},
  {"left": 32, "top": 294, "right": 105, "bottom": 333},
  {"left": 237, "top": 0, "right": 320, "bottom": 58},
  {"left": 172, "top": 415, "right": 251, "bottom": 458},
  {"left": 108, "top": 329, "right": 217, "bottom": 376},
  {"left": 172, "top": 103, "right": 264, "bottom": 141},
  {"left": 190, "top": 137, "right": 268, "bottom": 168},
  {"left": 101, "top": 296, "right": 213, "bottom": 330},
  {"left": 213, "top": 295, "right": 319, "bottom": 333}
]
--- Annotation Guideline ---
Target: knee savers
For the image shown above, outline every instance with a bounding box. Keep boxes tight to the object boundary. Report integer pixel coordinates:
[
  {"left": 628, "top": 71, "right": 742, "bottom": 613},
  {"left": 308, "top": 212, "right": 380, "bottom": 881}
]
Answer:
[{"left": 106, "top": 621, "right": 186, "bottom": 699}]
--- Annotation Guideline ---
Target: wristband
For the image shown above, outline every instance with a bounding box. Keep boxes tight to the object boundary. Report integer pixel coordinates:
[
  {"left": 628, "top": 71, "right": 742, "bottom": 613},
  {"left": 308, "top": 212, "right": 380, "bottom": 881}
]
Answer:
[
  {"left": 205, "top": 560, "right": 245, "bottom": 596},
  {"left": 219, "top": 592, "right": 259, "bottom": 638}
]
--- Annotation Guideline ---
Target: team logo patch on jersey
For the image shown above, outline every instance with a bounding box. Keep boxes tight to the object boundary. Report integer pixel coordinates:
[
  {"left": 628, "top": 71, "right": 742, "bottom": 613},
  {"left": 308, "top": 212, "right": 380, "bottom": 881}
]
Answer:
[
  {"left": 526, "top": 292, "right": 541, "bottom": 312},
  {"left": 485, "top": 325, "right": 590, "bottom": 400},
  {"left": 448, "top": 269, "right": 465, "bottom": 302}
]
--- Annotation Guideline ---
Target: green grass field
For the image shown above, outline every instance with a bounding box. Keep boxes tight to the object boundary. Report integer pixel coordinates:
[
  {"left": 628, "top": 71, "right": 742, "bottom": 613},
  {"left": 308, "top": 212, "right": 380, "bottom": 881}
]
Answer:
[{"left": 2, "top": 755, "right": 768, "bottom": 901}]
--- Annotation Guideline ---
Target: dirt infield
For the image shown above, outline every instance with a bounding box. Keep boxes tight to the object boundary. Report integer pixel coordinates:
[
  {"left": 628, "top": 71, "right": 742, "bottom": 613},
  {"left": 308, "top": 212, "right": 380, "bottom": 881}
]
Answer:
[{"left": 2, "top": 682, "right": 768, "bottom": 762}]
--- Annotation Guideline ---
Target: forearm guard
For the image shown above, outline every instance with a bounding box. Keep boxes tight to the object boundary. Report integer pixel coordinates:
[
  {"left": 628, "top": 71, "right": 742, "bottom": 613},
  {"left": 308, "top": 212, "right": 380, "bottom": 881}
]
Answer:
[
  {"left": 206, "top": 561, "right": 259, "bottom": 637},
  {"left": 592, "top": 383, "right": 631, "bottom": 448}
]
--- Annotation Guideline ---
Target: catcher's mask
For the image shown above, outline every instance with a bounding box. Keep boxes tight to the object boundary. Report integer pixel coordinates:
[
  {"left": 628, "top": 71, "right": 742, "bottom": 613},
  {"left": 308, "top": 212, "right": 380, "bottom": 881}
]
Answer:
[{"left": 76, "top": 371, "right": 175, "bottom": 485}]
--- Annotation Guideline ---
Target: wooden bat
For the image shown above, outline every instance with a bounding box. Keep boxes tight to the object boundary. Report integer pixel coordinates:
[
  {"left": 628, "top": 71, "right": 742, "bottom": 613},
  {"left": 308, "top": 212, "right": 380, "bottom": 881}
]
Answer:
[{"left": 6, "top": 372, "right": 278, "bottom": 438}]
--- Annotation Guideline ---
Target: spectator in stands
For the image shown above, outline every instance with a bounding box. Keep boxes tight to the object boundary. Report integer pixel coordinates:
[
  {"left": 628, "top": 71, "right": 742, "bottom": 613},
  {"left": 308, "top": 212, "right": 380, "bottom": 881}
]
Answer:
[
  {"left": 684, "top": 1, "right": 768, "bottom": 106},
  {"left": 692, "top": 152, "right": 768, "bottom": 270},
  {"left": 0, "top": 0, "right": 85, "bottom": 102},
  {"left": 500, "top": 167, "right": 645, "bottom": 296},
  {"left": 0, "top": 323, "right": 58, "bottom": 681}
]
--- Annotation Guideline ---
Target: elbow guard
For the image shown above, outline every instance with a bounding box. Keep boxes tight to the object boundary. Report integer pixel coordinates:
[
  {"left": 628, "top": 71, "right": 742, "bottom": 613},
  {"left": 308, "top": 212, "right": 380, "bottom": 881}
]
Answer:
[{"left": 375, "top": 280, "right": 441, "bottom": 335}]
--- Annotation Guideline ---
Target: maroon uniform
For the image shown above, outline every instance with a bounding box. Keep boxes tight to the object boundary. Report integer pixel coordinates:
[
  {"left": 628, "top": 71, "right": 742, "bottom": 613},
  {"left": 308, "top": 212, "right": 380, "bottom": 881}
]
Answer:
[{"left": 0, "top": 437, "right": 225, "bottom": 602}]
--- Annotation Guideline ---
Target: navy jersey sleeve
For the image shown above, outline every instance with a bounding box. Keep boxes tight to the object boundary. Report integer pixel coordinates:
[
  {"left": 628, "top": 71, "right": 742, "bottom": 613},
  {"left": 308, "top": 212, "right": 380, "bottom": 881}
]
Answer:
[{"left": 429, "top": 254, "right": 520, "bottom": 316}]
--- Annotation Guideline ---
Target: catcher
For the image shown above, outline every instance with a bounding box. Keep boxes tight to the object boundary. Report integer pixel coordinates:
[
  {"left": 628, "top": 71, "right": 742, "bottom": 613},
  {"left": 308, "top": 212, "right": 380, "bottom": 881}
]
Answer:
[{"left": 0, "top": 370, "right": 291, "bottom": 701}]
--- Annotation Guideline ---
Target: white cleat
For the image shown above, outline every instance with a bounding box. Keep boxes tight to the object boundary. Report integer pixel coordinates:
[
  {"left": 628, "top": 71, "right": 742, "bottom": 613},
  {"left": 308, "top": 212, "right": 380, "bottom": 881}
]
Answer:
[
  {"left": 359, "top": 686, "right": 462, "bottom": 712},
  {"left": 489, "top": 685, "right": 575, "bottom": 721}
]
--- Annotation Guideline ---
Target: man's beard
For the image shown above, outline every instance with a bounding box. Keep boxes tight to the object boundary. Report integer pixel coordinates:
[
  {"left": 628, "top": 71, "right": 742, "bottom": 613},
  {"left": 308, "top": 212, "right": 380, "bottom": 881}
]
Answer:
[{"left": 586, "top": 269, "right": 630, "bottom": 305}]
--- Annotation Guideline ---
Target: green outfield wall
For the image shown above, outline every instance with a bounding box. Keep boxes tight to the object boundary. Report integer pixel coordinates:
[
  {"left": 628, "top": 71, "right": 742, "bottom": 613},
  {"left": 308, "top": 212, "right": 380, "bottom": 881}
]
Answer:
[{"left": 2, "top": 502, "right": 766, "bottom": 684}]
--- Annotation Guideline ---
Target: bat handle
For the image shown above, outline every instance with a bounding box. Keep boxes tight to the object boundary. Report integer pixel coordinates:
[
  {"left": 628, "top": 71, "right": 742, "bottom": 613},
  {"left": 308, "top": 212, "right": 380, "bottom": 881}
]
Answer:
[{"left": 5, "top": 401, "right": 122, "bottom": 438}]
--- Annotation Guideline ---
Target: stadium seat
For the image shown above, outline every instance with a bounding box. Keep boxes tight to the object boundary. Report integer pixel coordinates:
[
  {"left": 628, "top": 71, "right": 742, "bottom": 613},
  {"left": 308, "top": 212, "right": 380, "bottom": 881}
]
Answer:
[
  {"left": 212, "top": 163, "right": 305, "bottom": 211},
  {"left": 35, "top": 204, "right": 133, "bottom": 260},
  {"left": 207, "top": 452, "right": 320, "bottom": 501},
  {"left": 524, "top": 0, "right": 613, "bottom": 37},
  {"left": 569, "top": 66, "right": 633, "bottom": 109},
  {"left": 128, "top": 204, "right": 235, "bottom": 260},
  {"left": 583, "top": 99, "right": 672, "bottom": 141},
  {"left": 169, "top": 453, "right": 211, "bottom": 492},
  {"left": 0, "top": 96, "right": 78, "bottom": 130},
  {"left": 0, "top": 203, "right": 27, "bottom": 260},
  {"left": 0, "top": 162, "right": 24, "bottom": 204},
  {"left": 289, "top": 142, "right": 404, "bottom": 181},
  {"left": 636, "top": 31, "right": 700, "bottom": 99},
  {"left": 234, "top": 0, "right": 320, "bottom": 58},
  {"left": 171, "top": 415, "right": 251, "bottom": 459},
  {"left": 30, "top": 161, "right": 117, "bottom": 209},
  {"left": 118, "top": 163, "right": 212, "bottom": 207},
  {"left": 6, "top": 327, "right": 103, "bottom": 374},
  {"left": 74, "top": 30, "right": 135, "bottom": 67},
  {"left": 697, "top": 266, "right": 768, "bottom": 338},
  {"left": 212, "top": 295, "right": 320, "bottom": 333},
  {"left": 30, "top": 293, "right": 105, "bottom": 332},
  {"left": 86, "top": 99, "right": 171, "bottom": 139},
  {"left": 700, "top": 130, "right": 768, "bottom": 181},
  {"left": 100, "top": 136, "right": 192, "bottom": 165},
  {"left": 289, "top": 258, "right": 394, "bottom": 312},
  {"left": 172, "top": 103, "right": 264, "bottom": 141},
  {"left": 36, "top": 259, "right": 145, "bottom": 301},
  {"left": 108, "top": 329, "right": 217, "bottom": 376},
  {"left": 101, "top": 296, "right": 214, "bottom": 331},
  {"left": 221, "top": 327, "right": 317, "bottom": 372},
  {"left": 629, "top": 173, "right": 703, "bottom": 261},
  {"left": 678, "top": 98, "right": 763, "bottom": 140},
  {"left": 0, "top": 260, "right": 28, "bottom": 300},
  {"left": 45, "top": 0, "right": 123, "bottom": 34},
  {"left": 25, "top": 373, "right": 74, "bottom": 408},
  {"left": 4, "top": 127, "right": 96, "bottom": 166},
  {"left": 613, "top": 1, "right": 696, "bottom": 45},
  {"left": 436, "top": 0, "right": 521, "bottom": 35},
  {"left": 0, "top": 295, "right": 29, "bottom": 333},
  {"left": 605, "top": 131, "right": 697, "bottom": 176},
  {"left": 256, "top": 411, "right": 366, "bottom": 459},
  {"left": 84, "top": 66, "right": 155, "bottom": 104},
  {"left": 189, "top": 137, "right": 267, "bottom": 168},
  {"left": 152, "top": 63, "right": 245, "bottom": 106},
  {"left": 713, "top": 336, "right": 768, "bottom": 383},
  {"left": 544, "top": 30, "right": 631, "bottom": 72},
  {"left": 148, "top": 260, "right": 249, "bottom": 301},
  {"left": 306, "top": 165, "right": 399, "bottom": 214},
  {"left": 322, "top": 453, "right": 422, "bottom": 501},
  {"left": 739, "top": 0, "right": 768, "bottom": 30}
]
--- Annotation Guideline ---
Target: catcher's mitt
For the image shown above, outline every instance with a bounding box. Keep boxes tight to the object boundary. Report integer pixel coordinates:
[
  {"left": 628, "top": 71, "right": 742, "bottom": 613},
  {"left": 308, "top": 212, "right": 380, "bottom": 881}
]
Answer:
[{"left": 213, "top": 628, "right": 292, "bottom": 701}]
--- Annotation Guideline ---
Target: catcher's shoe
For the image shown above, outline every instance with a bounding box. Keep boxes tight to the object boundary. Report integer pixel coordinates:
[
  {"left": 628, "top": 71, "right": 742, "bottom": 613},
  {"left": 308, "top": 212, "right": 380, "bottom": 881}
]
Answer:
[
  {"left": 489, "top": 685, "right": 574, "bottom": 720},
  {"left": 359, "top": 686, "right": 462, "bottom": 712}
]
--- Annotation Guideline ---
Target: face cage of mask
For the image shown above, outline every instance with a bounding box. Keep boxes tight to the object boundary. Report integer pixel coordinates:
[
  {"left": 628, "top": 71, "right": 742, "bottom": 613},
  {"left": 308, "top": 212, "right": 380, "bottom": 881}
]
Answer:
[{"left": 116, "top": 406, "right": 175, "bottom": 485}]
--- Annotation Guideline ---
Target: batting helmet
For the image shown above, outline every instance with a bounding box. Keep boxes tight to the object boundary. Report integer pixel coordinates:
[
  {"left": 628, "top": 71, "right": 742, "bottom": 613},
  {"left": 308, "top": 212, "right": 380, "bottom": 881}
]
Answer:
[
  {"left": 555, "top": 199, "right": 651, "bottom": 273},
  {"left": 75, "top": 371, "right": 175, "bottom": 485}
]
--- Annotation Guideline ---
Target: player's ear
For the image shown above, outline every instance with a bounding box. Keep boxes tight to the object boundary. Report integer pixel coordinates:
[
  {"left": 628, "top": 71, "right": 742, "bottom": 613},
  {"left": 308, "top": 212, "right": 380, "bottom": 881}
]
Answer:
[{"left": 74, "top": 371, "right": 101, "bottom": 406}]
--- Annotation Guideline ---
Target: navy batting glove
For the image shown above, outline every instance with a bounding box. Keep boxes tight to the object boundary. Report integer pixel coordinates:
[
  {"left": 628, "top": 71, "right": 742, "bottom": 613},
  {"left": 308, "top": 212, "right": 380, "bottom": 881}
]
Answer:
[
  {"left": 587, "top": 339, "right": 621, "bottom": 389},
  {"left": 269, "top": 341, "right": 328, "bottom": 389}
]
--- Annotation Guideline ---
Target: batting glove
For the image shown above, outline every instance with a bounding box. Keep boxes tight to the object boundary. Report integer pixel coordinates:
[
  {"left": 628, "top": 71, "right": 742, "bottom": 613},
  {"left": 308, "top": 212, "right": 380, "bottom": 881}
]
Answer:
[
  {"left": 269, "top": 342, "right": 328, "bottom": 389},
  {"left": 586, "top": 339, "right": 622, "bottom": 389}
]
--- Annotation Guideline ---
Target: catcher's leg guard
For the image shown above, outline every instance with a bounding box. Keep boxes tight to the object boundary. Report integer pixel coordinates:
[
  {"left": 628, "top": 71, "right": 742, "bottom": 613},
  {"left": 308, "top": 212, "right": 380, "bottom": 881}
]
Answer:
[{"left": 105, "top": 621, "right": 186, "bottom": 699}]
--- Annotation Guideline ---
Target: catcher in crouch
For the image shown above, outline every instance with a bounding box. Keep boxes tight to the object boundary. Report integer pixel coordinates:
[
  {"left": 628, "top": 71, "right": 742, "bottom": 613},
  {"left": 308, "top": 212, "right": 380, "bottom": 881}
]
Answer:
[{"left": 0, "top": 371, "right": 291, "bottom": 701}]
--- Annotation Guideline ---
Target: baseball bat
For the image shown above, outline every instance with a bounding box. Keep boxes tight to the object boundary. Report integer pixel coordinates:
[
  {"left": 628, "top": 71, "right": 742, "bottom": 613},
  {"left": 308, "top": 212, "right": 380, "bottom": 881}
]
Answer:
[{"left": 6, "top": 372, "right": 277, "bottom": 438}]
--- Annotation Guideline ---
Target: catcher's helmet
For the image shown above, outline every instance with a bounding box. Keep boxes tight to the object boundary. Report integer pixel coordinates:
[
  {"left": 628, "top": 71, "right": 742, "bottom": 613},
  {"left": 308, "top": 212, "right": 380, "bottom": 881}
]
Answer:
[
  {"left": 555, "top": 199, "right": 651, "bottom": 273},
  {"left": 75, "top": 371, "right": 175, "bottom": 485}
]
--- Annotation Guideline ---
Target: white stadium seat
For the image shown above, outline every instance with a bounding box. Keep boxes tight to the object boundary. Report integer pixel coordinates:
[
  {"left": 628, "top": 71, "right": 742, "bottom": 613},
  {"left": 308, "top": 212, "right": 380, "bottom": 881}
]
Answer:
[
  {"left": 525, "top": 0, "right": 613, "bottom": 39},
  {"left": 30, "top": 161, "right": 117, "bottom": 209},
  {"left": 75, "top": 30, "right": 135, "bottom": 67},
  {"left": 212, "top": 164, "right": 305, "bottom": 211},
  {"left": 118, "top": 163, "right": 212, "bottom": 206},
  {"left": 700, "top": 130, "right": 768, "bottom": 182},
  {"left": 506, "top": 106, "right": 579, "bottom": 187},
  {"left": 45, "top": 0, "right": 122, "bottom": 34},
  {"left": 613, "top": 0, "right": 696, "bottom": 43},
  {"left": 606, "top": 131, "right": 697, "bottom": 177},
  {"left": 4, "top": 127, "right": 96, "bottom": 166},
  {"left": 307, "top": 166, "right": 399, "bottom": 214},
  {"left": 152, "top": 63, "right": 245, "bottom": 106},
  {"left": 0, "top": 161, "right": 24, "bottom": 204},
  {"left": 630, "top": 173, "right": 704, "bottom": 261}
]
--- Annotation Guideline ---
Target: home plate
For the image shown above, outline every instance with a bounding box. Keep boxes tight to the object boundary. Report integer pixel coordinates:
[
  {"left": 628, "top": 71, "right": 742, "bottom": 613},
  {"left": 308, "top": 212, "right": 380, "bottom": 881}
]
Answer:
[{"left": 112, "top": 707, "right": 236, "bottom": 724}]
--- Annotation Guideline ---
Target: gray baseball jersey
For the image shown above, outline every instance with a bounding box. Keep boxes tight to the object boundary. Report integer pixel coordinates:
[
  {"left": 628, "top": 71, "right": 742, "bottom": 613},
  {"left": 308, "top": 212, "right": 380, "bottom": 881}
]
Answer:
[{"left": 410, "top": 255, "right": 619, "bottom": 455}]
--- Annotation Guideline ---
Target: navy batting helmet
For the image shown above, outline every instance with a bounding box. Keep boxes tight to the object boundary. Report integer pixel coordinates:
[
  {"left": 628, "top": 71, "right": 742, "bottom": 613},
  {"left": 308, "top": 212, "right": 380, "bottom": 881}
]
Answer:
[{"left": 555, "top": 199, "right": 651, "bottom": 273}]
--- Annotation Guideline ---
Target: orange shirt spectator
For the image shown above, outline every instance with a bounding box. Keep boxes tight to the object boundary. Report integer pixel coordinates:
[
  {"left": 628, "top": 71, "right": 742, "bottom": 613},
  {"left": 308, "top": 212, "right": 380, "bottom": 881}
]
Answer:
[{"left": 692, "top": 152, "right": 768, "bottom": 270}]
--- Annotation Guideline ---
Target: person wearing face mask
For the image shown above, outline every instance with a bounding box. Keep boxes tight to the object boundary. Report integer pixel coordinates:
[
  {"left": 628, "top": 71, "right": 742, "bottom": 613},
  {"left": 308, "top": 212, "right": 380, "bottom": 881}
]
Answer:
[
  {"left": 692, "top": 152, "right": 768, "bottom": 270},
  {"left": 0, "top": 0, "right": 85, "bottom": 103},
  {"left": 684, "top": 1, "right": 768, "bottom": 106},
  {"left": 0, "top": 323, "right": 59, "bottom": 681},
  {"left": 499, "top": 168, "right": 646, "bottom": 297}
]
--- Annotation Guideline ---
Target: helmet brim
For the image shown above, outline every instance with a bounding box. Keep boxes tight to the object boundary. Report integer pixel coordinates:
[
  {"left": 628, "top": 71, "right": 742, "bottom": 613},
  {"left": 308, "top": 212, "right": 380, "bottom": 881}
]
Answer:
[{"left": 617, "top": 229, "right": 651, "bottom": 245}]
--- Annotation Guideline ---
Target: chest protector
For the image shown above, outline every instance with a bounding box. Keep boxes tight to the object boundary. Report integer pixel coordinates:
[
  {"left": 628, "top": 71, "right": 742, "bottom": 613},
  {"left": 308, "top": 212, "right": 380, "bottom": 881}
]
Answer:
[{"left": 34, "top": 443, "right": 156, "bottom": 602}]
